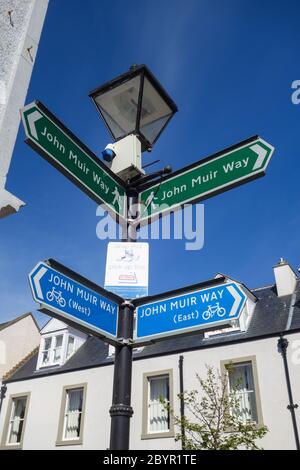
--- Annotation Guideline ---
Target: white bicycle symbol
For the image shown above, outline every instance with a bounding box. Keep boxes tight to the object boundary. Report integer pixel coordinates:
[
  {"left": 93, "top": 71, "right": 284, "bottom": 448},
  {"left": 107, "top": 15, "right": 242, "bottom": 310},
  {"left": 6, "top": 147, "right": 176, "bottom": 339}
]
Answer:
[
  {"left": 46, "top": 287, "right": 66, "bottom": 308},
  {"left": 202, "top": 302, "right": 226, "bottom": 321}
]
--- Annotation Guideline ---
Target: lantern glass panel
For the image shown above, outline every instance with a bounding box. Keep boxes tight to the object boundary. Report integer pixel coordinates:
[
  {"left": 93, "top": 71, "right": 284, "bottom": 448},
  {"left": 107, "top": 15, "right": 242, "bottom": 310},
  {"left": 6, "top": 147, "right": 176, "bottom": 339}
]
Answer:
[
  {"left": 93, "top": 75, "right": 141, "bottom": 140},
  {"left": 139, "top": 76, "right": 173, "bottom": 145}
]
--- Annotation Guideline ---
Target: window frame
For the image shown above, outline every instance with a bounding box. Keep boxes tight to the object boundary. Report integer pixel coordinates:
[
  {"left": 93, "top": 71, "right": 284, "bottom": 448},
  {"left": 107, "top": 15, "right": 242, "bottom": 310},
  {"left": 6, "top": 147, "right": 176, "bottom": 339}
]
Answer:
[
  {"left": 142, "top": 369, "right": 174, "bottom": 440},
  {"left": 220, "top": 356, "right": 264, "bottom": 427},
  {"left": 0, "top": 392, "right": 30, "bottom": 450},
  {"left": 37, "top": 331, "right": 77, "bottom": 369},
  {"left": 56, "top": 383, "right": 87, "bottom": 447},
  {"left": 41, "top": 336, "right": 52, "bottom": 366}
]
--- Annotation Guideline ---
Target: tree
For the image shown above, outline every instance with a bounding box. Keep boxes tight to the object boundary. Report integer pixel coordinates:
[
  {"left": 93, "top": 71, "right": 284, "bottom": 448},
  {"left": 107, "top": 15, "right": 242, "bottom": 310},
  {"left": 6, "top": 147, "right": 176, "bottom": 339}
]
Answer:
[{"left": 163, "top": 366, "right": 268, "bottom": 450}]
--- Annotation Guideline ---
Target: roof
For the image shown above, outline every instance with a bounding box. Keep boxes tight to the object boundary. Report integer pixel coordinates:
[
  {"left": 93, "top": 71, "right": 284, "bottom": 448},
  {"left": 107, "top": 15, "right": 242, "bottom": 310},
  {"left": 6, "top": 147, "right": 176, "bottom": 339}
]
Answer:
[
  {"left": 6, "top": 280, "right": 300, "bottom": 383},
  {"left": 0, "top": 312, "right": 40, "bottom": 333}
]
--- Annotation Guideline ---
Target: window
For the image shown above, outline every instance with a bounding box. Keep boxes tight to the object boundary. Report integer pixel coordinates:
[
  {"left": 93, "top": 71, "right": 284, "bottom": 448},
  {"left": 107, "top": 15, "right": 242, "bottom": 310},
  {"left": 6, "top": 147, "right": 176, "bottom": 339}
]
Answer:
[
  {"left": 221, "top": 356, "right": 264, "bottom": 426},
  {"left": 142, "top": 370, "right": 174, "bottom": 439},
  {"left": 38, "top": 332, "right": 82, "bottom": 369},
  {"left": 1, "top": 393, "right": 30, "bottom": 449},
  {"left": 40, "top": 334, "right": 64, "bottom": 367},
  {"left": 63, "top": 388, "right": 83, "bottom": 440},
  {"left": 228, "top": 363, "right": 258, "bottom": 422},
  {"left": 7, "top": 397, "right": 27, "bottom": 444},
  {"left": 148, "top": 376, "right": 170, "bottom": 433},
  {"left": 56, "top": 384, "right": 87, "bottom": 446}
]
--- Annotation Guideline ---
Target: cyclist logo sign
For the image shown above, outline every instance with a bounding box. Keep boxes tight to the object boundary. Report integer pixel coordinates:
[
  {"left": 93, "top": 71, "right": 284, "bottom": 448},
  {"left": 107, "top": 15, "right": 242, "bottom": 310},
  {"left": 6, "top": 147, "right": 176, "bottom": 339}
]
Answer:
[
  {"left": 202, "top": 302, "right": 226, "bottom": 321},
  {"left": 135, "top": 282, "right": 246, "bottom": 344},
  {"left": 29, "top": 261, "right": 120, "bottom": 341},
  {"left": 46, "top": 287, "right": 67, "bottom": 308}
]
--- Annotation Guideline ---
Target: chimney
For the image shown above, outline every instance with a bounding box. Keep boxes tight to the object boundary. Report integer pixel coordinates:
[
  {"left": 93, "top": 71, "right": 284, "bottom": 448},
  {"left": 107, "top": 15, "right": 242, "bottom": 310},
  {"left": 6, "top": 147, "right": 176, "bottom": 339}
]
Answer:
[{"left": 273, "top": 258, "right": 298, "bottom": 297}]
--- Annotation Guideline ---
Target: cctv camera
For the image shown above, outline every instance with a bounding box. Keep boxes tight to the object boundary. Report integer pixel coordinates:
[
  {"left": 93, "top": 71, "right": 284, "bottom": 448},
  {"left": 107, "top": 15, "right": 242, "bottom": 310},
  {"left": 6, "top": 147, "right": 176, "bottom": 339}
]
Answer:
[
  {"left": 298, "top": 267, "right": 300, "bottom": 273},
  {"left": 102, "top": 143, "right": 116, "bottom": 162}
]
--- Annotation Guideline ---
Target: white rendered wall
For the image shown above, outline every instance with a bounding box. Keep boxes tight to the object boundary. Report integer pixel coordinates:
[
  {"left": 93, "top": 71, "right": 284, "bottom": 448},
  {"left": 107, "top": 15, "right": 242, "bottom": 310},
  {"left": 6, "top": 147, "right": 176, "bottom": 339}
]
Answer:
[
  {"left": 0, "top": 0, "right": 49, "bottom": 217},
  {"left": 0, "top": 315, "right": 40, "bottom": 380},
  {"left": 1, "top": 333, "right": 300, "bottom": 450}
]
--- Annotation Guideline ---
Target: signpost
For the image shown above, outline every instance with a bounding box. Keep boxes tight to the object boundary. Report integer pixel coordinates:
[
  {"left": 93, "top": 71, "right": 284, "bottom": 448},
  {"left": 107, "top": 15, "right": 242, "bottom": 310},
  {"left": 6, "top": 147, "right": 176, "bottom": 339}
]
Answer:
[
  {"left": 21, "top": 101, "right": 127, "bottom": 222},
  {"left": 134, "top": 280, "right": 246, "bottom": 344},
  {"left": 138, "top": 136, "right": 274, "bottom": 224},
  {"left": 29, "top": 259, "right": 122, "bottom": 343},
  {"left": 22, "top": 66, "right": 276, "bottom": 451}
]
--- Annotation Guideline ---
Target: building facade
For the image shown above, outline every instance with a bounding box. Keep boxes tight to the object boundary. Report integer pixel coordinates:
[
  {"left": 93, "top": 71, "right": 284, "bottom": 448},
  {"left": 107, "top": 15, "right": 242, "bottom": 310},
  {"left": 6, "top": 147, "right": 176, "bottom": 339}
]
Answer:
[
  {"left": 0, "top": 0, "right": 48, "bottom": 218},
  {"left": 0, "top": 312, "right": 40, "bottom": 382},
  {"left": 0, "top": 260, "right": 300, "bottom": 450}
]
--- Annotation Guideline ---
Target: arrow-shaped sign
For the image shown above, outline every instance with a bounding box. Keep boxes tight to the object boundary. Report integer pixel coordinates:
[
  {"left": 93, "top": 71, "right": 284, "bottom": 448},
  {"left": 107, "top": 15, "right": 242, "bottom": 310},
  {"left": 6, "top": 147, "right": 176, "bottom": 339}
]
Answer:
[
  {"left": 226, "top": 284, "right": 243, "bottom": 317},
  {"left": 138, "top": 136, "right": 274, "bottom": 225},
  {"left": 27, "top": 110, "right": 43, "bottom": 140},
  {"left": 251, "top": 143, "right": 268, "bottom": 171},
  {"left": 21, "top": 101, "right": 127, "bottom": 222},
  {"left": 133, "top": 280, "right": 247, "bottom": 344},
  {"left": 29, "top": 260, "right": 122, "bottom": 343}
]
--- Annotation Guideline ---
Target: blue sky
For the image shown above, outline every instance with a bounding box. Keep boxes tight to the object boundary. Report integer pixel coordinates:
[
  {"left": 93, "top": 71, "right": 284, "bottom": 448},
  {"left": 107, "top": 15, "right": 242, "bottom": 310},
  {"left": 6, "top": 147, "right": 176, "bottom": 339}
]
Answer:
[{"left": 1, "top": 0, "right": 300, "bottom": 325}]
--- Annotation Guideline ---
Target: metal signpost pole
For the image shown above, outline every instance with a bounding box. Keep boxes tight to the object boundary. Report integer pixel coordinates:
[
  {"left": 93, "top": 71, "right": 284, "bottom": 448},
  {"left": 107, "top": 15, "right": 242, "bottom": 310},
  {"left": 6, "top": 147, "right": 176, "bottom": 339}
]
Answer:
[{"left": 109, "top": 189, "right": 138, "bottom": 450}]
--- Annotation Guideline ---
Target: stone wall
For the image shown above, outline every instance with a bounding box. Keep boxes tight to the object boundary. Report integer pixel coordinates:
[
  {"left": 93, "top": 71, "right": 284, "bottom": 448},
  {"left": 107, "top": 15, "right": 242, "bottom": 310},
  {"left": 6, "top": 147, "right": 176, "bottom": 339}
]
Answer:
[{"left": 0, "top": 0, "right": 48, "bottom": 217}]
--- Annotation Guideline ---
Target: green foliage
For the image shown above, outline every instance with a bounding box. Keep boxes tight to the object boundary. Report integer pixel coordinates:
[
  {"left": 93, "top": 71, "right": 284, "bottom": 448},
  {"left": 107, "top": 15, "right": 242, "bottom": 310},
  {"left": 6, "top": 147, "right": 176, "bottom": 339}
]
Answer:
[{"left": 162, "top": 366, "right": 268, "bottom": 450}]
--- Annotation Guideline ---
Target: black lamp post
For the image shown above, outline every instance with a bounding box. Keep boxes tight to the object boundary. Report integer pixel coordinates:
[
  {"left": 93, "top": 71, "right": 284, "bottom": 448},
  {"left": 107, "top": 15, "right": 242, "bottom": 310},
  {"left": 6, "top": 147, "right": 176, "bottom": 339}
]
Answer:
[
  {"left": 89, "top": 64, "right": 178, "bottom": 152},
  {"left": 89, "top": 65, "right": 177, "bottom": 450}
]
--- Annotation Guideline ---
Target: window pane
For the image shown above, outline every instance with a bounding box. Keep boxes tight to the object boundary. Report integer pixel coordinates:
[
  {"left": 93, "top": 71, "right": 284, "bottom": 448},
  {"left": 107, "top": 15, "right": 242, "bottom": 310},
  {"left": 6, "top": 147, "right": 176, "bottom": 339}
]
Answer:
[
  {"left": 42, "top": 337, "right": 52, "bottom": 365},
  {"left": 44, "top": 337, "right": 52, "bottom": 351},
  {"left": 228, "top": 363, "right": 258, "bottom": 423},
  {"left": 53, "top": 335, "right": 63, "bottom": 363},
  {"left": 55, "top": 335, "right": 63, "bottom": 348},
  {"left": 64, "top": 388, "right": 83, "bottom": 440},
  {"left": 148, "top": 376, "right": 169, "bottom": 433},
  {"left": 8, "top": 397, "right": 27, "bottom": 444},
  {"left": 67, "top": 336, "right": 75, "bottom": 358},
  {"left": 42, "top": 350, "right": 50, "bottom": 365},
  {"left": 53, "top": 349, "right": 61, "bottom": 363},
  {"left": 140, "top": 77, "right": 173, "bottom": 144}
]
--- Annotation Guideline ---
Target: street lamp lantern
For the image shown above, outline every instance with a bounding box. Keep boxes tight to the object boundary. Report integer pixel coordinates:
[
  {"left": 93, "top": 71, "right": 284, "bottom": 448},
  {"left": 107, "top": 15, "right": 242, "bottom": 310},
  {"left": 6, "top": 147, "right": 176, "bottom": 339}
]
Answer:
[{"left": 89, "top": 64, "right": 178, "bottom": 153}]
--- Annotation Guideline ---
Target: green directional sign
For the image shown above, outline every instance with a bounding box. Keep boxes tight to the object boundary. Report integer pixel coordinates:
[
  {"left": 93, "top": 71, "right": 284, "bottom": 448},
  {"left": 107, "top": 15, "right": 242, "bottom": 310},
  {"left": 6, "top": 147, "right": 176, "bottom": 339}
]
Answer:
[
  {"left": 139, "top": 136, "right": 274, "bottom": 224},
  {"left": 21, "top": 101, "right": 127, "bottom": 221}
]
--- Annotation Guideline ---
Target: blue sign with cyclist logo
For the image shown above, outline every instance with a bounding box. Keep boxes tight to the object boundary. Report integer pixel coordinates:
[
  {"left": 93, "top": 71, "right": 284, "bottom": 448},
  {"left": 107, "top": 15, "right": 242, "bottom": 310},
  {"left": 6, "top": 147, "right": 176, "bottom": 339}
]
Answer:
[
  {"left": 29, "top": 261, "right": 119, "bottom": 341},
  {"left": 135, "top": 282, "right": 246, "bottom": 343}
]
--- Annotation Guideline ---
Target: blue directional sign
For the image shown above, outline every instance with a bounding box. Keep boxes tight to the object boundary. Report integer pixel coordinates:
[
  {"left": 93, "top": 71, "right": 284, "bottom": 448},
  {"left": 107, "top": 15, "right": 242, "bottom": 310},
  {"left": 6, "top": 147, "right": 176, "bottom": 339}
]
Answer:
[
  {"left": 135, "top": 282, "right": 246, "bottom": 343},
  {"left": 29, "top": 261, "right": 119, "bottom": 342}
]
